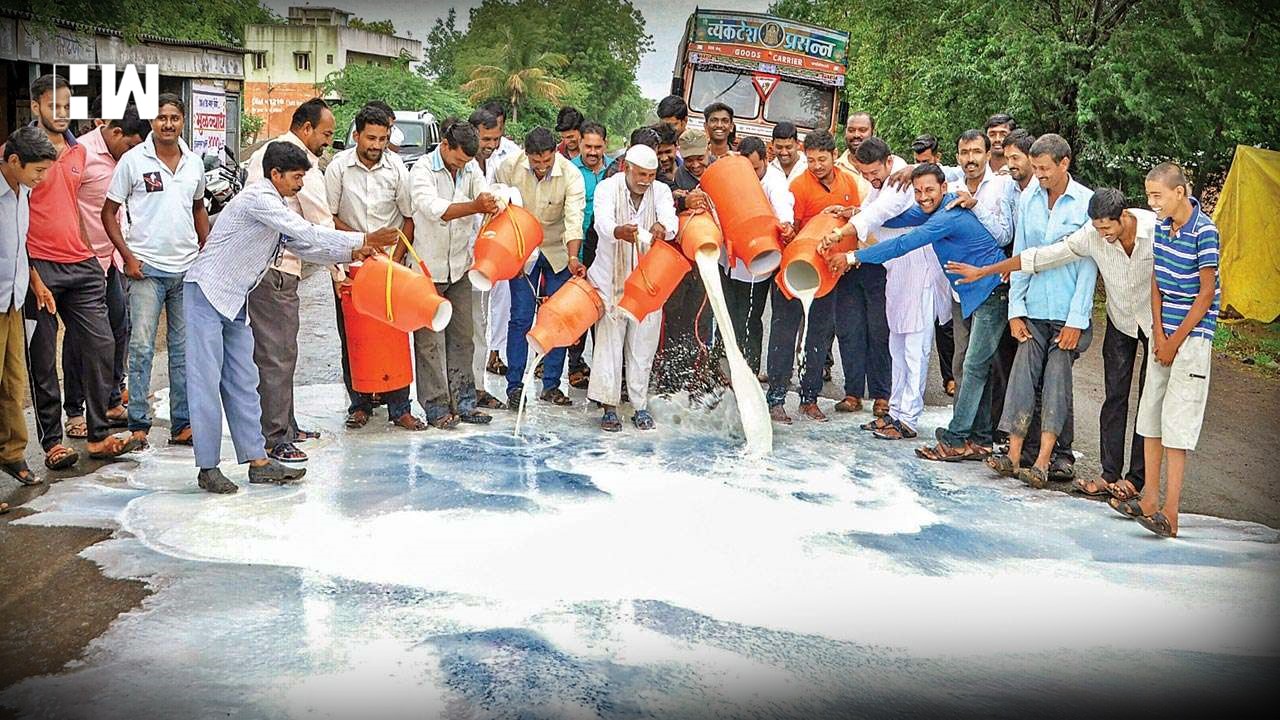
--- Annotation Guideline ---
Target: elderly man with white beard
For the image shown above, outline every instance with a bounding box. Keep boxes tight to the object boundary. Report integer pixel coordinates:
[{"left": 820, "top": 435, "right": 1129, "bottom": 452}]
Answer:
[{"left": 587, "top": 145, "right": 678, "bottom": 433}]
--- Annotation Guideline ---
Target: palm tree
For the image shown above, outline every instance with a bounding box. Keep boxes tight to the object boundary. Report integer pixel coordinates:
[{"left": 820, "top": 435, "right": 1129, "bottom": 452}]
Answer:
[{"left": 460, "top": 28, "right": 571, "bottom": 124}]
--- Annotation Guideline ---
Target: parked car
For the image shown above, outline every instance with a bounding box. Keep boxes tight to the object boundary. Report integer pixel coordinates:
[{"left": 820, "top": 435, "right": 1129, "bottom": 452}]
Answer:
[{"left": 335, "top": 110, "right": 440, "bottom": 169}]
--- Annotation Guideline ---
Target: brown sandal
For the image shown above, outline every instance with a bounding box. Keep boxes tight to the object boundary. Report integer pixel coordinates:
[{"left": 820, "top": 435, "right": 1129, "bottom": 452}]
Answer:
[
  {"left": 87, "top": 434, "right": 142, "bottom": 460},
  {"left": 44, "top": 444, "right": 80, "bottom": 470},
  {"left": 345, "top": 409, "right": 371, "bottom": 428},
  {"left": 835, "top": 396, "right": 863, "bottom": 413},
  {"left": 1072, "top": 476, "right": 1112, "bottom": 497},
  {"left": 1108, "top": 478, "right": 1140, "bottom": 501},
  {"left": 915, "top": 442, "right": 972, "bottom": 462},
  {"left": 169, "top": 427, "right": 192, "bottom": 446},
  {"left": 392, "top": 413, "right": 428, "bottom": 431},
  {"left": 64, "top": 416, "right": 88, "bottom": 440},
  {"left": 860, "top": 416, "right": 892, "bottom": 432}
]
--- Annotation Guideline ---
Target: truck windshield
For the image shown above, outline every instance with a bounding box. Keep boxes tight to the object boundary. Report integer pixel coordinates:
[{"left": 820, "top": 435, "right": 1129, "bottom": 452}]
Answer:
[
  {"left": 397, "top": 121, "right": 426, "bottom": 148},
  {"left": 689, "top": 69, "right": 760, "bottom": 119},
  {"left": 764, "top": 80, "right": 835, "bottom": 131}
]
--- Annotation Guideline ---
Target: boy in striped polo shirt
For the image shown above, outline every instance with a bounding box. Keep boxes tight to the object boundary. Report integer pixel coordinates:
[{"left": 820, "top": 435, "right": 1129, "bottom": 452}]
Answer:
[{"left": 1119, "top": 163, "right": 1218, "bottom": 538}]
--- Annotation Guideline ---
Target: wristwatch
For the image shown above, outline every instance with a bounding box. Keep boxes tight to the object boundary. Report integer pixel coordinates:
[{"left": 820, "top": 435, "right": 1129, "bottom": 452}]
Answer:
[{"left": 844, "top": 250, "right": 858, "bottom": 267}]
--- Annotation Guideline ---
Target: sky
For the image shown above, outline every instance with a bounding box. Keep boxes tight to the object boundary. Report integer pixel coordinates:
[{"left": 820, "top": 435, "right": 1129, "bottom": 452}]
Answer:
[{"left": 265, "top": 0, "right": 772, "bottom": 99}]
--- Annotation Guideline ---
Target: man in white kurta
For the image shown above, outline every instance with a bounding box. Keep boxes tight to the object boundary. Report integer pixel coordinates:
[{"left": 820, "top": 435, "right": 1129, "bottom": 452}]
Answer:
[
  {"left": 586, "top": 145, "right": 678, "bottom": 431},
  {"left": 837, "top": 141, "right": 950, "bottom": 437}
]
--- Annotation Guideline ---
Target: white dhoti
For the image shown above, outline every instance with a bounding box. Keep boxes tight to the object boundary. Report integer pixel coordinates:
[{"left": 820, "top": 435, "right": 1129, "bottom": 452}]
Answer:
[
  {"left": 888, "top": 296, "right": 935, "bottom": 430},
  {"left": 884, "top": 241, "right": 950, "bottom": 431},
  {"left": 486, "top": 281, "right": 510, "bottom": 359},
  {"left": 586, "top": 308, "right": 662, "bottom": 411}
]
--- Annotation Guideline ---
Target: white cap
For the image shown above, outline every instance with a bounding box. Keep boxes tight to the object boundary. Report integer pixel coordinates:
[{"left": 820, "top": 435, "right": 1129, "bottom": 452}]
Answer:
[{"left": 625, "top": 144, "right": 659, "bottom": 171}]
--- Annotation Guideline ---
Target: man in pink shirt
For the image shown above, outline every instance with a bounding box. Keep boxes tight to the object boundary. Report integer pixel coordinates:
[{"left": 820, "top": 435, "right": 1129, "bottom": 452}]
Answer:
[{"left": 64, "top": 106, "right": 149, "bottom": 440}]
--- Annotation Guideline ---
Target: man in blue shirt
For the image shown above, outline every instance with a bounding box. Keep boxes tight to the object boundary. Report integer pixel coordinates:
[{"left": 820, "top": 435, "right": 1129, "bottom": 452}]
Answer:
[
  {"left": 996, "top": 134, "right": 1096, "bottom": 488},
  {"left": 825, "top": 164, "right": 1007, "bottom": 461},
  {"left": 566, "top": 122, "right": 609, "bottom": 387}
]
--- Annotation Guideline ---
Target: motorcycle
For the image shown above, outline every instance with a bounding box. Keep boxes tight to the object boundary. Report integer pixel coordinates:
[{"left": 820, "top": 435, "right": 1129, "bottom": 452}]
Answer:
[{"left": 203, "top": 147, "right": 244, "bottom": 215}]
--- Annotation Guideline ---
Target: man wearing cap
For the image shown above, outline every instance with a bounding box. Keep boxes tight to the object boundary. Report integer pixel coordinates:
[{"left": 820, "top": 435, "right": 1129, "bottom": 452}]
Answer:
[{"left": 587, "top": 144, "right": 677, "bottom": 431}]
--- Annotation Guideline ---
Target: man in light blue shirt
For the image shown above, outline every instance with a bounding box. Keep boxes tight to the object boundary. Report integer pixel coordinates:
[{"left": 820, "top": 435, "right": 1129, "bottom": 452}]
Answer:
[
  {"left": 997, "top": 133, "right": 1096, "bottom": 488},
  {"left": 0, "top": 128, "right": 57, "bottom": 486}
]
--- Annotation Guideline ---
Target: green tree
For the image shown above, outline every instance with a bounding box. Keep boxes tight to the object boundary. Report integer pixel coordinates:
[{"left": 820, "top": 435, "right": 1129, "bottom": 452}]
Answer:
[
  {"left": 769, "top": 0, "right": 1280, "bottom": 194},
  {"left": 460, "top": 27, "right": 571, "bottom": 124},
  {"left": 322, "top": 59, "right": 472, "bottom": 135},
  {"left": 450, "top": 0, "right": 653, "bottom": 140},
  {"left": 420, "top": 8, "right": 465, "bottom": 81},
  {"left": 348, "top": 17, "right": 396, "bottom": 36}
]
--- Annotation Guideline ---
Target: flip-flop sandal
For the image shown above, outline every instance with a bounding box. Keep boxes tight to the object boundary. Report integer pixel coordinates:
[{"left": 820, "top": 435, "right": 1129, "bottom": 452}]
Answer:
[
  {"left": 429, "top": 414, "right": 461, "bottom": 430},
  {"left": 1072, "top": 477, "right": 1112, "bottom": 497},
  {"left": 105, "top": 408, "right": 129, "bottom": 428},
  {"left": 345, "top": 410, "right": 371, "bottom": 428},
  {"left": 1108, "top": 497, "right": 1144, "bottom": 519},
  {"left": 64, "top": 417, "right": 88, "bottom": 440},
  {"left": 87, "top": 435, "right": 142, "bottom": 460},
  {"left": 1018, "top": 465, "right": 1050, "bottom": 489},
  {"left": 1137, "top": 511, "right": 1176, "bottom": 538},
  {"left": 2, "top": 460, "right": 42, "bottom": 486},
  {"left": 44, "top": 445, "right": 80, "bottom": 470}
]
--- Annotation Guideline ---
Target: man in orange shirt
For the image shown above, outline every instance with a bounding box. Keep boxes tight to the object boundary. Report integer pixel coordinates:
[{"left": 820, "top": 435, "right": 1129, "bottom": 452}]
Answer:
[
  {"left": 22, "top": 74, "right": 139, "bottom": 470},
  {"left": 766, "top": 130, "right": 860, "bottom": 424}
]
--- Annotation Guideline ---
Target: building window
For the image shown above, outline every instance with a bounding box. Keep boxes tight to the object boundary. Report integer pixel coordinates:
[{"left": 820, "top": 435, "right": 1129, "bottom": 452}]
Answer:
[
  {"left": 294, "top": 52, "right": 311, "bottom": 71},
  {"left": 252, "top": 52, "right": 267, "bottom": 70},
  {"left": 326, "top": 53, "right": 334, "bottom": 65}
]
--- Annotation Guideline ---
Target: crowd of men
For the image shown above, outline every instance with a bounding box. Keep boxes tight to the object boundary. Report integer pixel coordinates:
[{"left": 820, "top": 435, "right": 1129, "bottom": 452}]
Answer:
[{"left": 1, "top": 75, "right": 1219, "bottom": 539}]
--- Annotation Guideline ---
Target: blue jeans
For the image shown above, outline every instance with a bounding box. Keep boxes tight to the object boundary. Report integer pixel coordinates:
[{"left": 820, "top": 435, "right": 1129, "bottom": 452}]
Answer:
[
  {"left": 506, "top": 256, "right": 570, "bottom": 393},
  {"left": 939, "top": 287, "right": 1008, "bottom": 447},
  {"left": 184, "top": 282, "right": 266, "bottom": 469},
  {"left": 128, "top": 265, "right": 189, "bottom": 433}
]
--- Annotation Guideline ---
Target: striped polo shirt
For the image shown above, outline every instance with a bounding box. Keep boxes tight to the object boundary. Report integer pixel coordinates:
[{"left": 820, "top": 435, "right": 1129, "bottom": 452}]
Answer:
[{"left": 1153, "top": 197, "right": 1219, "bottom": 340}]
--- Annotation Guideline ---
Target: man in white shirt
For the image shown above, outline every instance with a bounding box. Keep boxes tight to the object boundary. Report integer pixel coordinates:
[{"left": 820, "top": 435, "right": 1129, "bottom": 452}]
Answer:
[
  {"left": 587, "top": 145, "right": 677, "bottom": 431},
  {"left": 325, "top": 105, "right": 425, "bottom": 431},
  {"left": 102, "top": 94, "right": 208, "bottom": 449},
  {"left": 409, "top": 118, "right": 501, "bottom": 429},
  {"left": 0, "top": 128, "right": 57, "bottom": 486},
  {"left": 768, "top": 121, "right": 807, "bottom": 183},
  {"left": 244, "top": 98, "right": 335, "bottom": 463},
  {"left": 464, "top": 108, "right": 517, "bottom": 409},
  {"left": 946, "top": 188, "right": 1155, "bottom": 501},
  {"left": 830, "top": 137, "right": 950, "bottom": 437}
]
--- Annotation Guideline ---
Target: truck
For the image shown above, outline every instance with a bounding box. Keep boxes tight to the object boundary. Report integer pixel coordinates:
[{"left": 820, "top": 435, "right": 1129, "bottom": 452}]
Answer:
[{"left": 671, "top": 9, "right": 850, "bottom": 141}]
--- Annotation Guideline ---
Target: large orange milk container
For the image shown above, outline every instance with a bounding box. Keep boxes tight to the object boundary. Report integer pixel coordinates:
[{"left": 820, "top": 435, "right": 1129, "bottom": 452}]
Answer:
[{"left": 698, "top": 155, "right": 782, "bottom": 276}]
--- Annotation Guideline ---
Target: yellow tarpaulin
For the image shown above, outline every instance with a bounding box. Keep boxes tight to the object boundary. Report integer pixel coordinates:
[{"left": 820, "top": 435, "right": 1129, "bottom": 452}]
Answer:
[{"left": 1213, "top": 145, "right": 1280, "bottom": 322}]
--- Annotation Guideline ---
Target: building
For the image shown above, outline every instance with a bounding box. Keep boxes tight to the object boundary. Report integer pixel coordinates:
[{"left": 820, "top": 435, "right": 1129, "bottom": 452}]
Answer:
[
  {"left": 0, "top": 8, "right": 246, "bottom": 156},
  {"left": 243, "top": 6, "right": 421, "bottom": 138}
]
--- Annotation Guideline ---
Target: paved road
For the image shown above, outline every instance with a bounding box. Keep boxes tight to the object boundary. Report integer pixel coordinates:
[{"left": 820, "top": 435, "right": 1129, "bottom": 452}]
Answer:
[{"left": 2, "top": 268, "right": 1278, "bottom": 703}]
